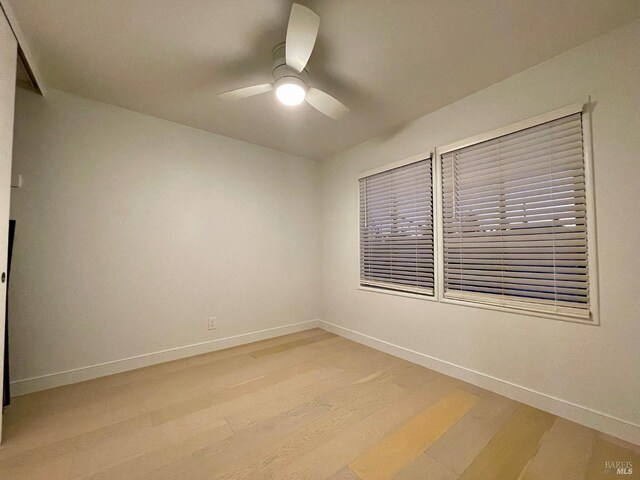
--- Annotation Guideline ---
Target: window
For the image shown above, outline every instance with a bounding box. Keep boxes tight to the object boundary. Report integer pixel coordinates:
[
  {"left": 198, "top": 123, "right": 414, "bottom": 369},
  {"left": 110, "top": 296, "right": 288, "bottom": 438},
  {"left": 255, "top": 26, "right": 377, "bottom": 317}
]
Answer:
[
  {"left": 359, "top": 158, "right": 434, "bottom": 296},
  {"left": 440, "top": 112, "right": 592, "bottom": 319}
]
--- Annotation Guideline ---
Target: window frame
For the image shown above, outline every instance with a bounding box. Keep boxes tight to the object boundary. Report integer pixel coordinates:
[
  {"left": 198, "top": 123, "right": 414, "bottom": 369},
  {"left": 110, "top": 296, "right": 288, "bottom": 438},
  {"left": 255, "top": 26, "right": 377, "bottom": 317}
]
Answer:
[
  {"left": 357, "top": 152, "right": 439, "bottom": 302},
  {"left": 435, "top": 101, "right": 600, "bottom": 325}
]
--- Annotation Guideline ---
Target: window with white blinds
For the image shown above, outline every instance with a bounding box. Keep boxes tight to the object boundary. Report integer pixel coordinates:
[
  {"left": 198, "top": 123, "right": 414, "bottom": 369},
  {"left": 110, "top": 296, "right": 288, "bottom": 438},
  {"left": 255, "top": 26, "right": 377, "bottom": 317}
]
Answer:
[
  {"left": 441, "top": 113, "right": 591, "bottom": 319},
  {"left": 359, "top": 159, "right": 434, "bottom": 296}
]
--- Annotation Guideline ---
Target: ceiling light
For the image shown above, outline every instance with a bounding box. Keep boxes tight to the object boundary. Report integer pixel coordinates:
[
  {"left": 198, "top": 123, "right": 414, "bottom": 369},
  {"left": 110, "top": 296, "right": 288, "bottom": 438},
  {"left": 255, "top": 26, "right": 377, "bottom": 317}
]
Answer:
[{"left": 275, "top": 81, "right": 306, "bottom": 106}]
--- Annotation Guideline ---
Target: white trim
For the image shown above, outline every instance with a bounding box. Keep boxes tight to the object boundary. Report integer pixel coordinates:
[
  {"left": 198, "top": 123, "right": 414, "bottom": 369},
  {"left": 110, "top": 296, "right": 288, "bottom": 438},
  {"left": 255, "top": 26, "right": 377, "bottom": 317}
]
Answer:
[
  {"left": 440, "top": 296, "right": 596, "bottom": 326},
  {"left": 434, "top": 147, "right": 444, "bottom": 302},
  {"left": 360, "top": 280, "right": 433, "bottom": 296},
  {"left": 318, "top": 320, "right": 640, "bottom": 445},
  {"left": 358, "top": 285, "right": 437, "bottom": 302},
  {"left": 438, "top": 102, "right": 584, "bottom": 155},
  {"left": 10, "top": 320, "right": 321, "bottom": 396},
  {"left": 582, "top": 97, "right": 601, "bottom": 325},
  {"left": 358, "top": 152, "right": 431, "bottom": 180}
]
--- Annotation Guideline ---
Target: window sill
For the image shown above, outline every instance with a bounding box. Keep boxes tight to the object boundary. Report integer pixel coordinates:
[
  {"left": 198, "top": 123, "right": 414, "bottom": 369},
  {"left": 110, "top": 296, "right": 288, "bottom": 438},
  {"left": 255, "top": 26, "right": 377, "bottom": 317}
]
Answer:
[
  {"left": 440, "top": 296, "right": 599, "bottom": 326},
  {"left": 358, "top": 285, "right": 438, "bottom": 302},
  {"left": 357, "top": 285, "right": 598, "bottom": 324}
]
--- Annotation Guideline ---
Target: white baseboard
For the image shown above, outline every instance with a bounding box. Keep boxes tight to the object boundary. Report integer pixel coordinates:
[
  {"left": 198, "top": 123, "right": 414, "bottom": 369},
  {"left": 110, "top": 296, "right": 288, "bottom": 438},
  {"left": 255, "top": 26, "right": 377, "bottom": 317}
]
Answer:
[
  {"left": 318, "top": 320, "right": 640, "bottom": 446},
  {"left": 10, "top": 319, "right": 321, "bottom": 396}
]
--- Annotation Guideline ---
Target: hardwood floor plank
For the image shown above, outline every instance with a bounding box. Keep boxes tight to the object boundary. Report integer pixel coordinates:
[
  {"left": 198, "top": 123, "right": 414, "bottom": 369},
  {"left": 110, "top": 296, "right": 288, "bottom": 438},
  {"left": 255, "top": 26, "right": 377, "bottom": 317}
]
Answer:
[
  {"left": 314, "top": 362, "right": 413, "bottom": 410},
  {"left": 192, "top": 335, "right": 350, "bottom": 394},
  {"left": 585, "top": 437, "right": 640, "bottom": 479},
  {"left": 143, "top": 382, "right": 406, "bottom": 480},
  {"left": 85, "top": 401, "right": 329, "bottom": 480},
  {"left": 225, "top": 348, "right": 399, "bottom": 433},
  {"left": 348, "top": 389, "right": 480, "bottom": 480},
  {"left": 87, "top": 348, "right": 402, "bottom": 480},
  {"left": 216, "top": 386, "right": 408, "bottom": 480},
  {"left": 80, "top": 420, "right": 235, "bottom": 480},
  {"left": 0, "top": 369, "right": 211, "bottom": 457},
  {"left": 457, "top": 404, "right": 555, "bottom": 480},
  {"left": 4, "top": 353, "right": 234, "bottom": 429},
  {"left": 249, "top": 332, "right": 337, "bottom": 358},
  {"left": 271, "top": 373, "right": 460, "bottom": 480},
  {"left": 149, "top": 361, "right": 342, "bottom": 429},
  {"left": 426, "top": 392, "right": 517, "bottom": 475},
  {"left": 146, "top": 342, "right": 371, "bottom": 436},
  {"left": 457, "top": 383, "right": 492, "bottom": 399},
  {"left": 186, "top": 328, "right": 330, "bottom": 367},
  {"left": 519, "top": 418, "right": 596, "bottom": 480},
  {"left": 396, "top": 454, "right": 459, "bottom": 480},
  {"left": 598, "top": 433, "right": 640, "bottom": 456},
  {"left": 0, "top": 407, "right": 231, "bottom": 480},
  {"left": 328, "top": 467, "right": 359, "bottom": 480}
]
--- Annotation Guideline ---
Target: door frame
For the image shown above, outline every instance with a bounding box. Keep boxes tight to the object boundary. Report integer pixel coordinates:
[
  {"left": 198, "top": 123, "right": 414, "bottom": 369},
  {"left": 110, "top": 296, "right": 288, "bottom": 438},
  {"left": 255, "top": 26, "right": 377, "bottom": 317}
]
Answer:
[{"left": 0, "top": 5, "right": 17, "bottom": 444}]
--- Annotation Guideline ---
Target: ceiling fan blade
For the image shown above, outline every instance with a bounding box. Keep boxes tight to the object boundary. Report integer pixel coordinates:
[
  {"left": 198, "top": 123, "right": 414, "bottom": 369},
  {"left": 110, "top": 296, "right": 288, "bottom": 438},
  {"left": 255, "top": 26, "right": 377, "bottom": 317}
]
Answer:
[
  {"left": 305, "top": 87, "right": 348, "bottom": 119},
  {"left": 218, "top": 83, "right": 273, "bottom": 100},
  {"left": 285, "top": 4, "right": 320, "bottom": 73}
]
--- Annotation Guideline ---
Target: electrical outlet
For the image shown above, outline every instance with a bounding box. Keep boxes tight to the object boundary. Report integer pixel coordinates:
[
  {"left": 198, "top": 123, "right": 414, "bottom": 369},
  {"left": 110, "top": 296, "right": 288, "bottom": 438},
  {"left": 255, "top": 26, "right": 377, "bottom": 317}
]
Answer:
[{"left": 207, "top": 317, "right": 217, "bottom": 330}]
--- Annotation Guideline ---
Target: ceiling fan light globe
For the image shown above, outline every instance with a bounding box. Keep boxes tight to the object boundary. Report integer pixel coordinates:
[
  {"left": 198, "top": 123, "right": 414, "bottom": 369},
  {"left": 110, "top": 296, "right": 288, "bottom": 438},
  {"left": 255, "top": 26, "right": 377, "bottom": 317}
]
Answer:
[{"left": 275, "top": 82, "right": 306, "bottom": 106}]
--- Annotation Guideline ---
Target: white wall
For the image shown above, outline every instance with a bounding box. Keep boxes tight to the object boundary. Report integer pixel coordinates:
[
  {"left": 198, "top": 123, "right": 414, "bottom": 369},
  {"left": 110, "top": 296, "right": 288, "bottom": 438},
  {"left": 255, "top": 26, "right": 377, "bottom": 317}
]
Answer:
[
  {"left": 9, "top": 88, "right": 320, "bottom": 391},
  {"left": 320, "top": 20, "right": 640, "bottom": 441}
]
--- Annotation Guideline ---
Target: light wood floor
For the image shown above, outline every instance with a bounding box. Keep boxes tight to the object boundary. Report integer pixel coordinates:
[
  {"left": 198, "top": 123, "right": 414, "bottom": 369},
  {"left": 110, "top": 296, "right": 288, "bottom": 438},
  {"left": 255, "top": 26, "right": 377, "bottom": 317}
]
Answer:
[{"left": 0, "top": 329, "right": 638, "bottom": 480}]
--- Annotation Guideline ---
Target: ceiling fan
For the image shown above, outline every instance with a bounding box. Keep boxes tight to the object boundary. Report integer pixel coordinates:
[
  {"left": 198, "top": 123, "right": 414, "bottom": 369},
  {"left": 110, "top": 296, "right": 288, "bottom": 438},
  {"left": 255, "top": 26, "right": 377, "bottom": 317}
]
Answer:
[{"left": 218, "top": 3, "right": 348, "bottom": 120}]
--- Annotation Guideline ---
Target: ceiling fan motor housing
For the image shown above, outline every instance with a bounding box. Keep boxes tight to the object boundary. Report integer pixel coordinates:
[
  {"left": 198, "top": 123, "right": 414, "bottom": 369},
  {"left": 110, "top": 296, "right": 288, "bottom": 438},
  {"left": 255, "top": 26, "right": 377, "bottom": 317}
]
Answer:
[{"left": 272, "top": 43, "right": 309, "bottom": 92}]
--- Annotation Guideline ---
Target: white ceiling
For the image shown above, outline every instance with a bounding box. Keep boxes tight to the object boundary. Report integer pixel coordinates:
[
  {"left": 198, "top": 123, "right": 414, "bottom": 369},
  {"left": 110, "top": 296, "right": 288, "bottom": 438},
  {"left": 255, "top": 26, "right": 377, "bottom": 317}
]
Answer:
[{"left": 9, "top": 0, "right": 640, "bottom": 160}]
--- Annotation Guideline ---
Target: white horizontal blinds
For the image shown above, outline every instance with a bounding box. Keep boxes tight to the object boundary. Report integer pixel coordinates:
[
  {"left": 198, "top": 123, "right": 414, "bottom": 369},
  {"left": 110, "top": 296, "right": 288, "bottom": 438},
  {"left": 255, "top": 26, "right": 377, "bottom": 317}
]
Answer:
[
  {"left": 360, "top": 159, "right": 434, "bottom": 295},
  {"left": 442, "top": 113, "right": 590, "bottom": 318}
]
